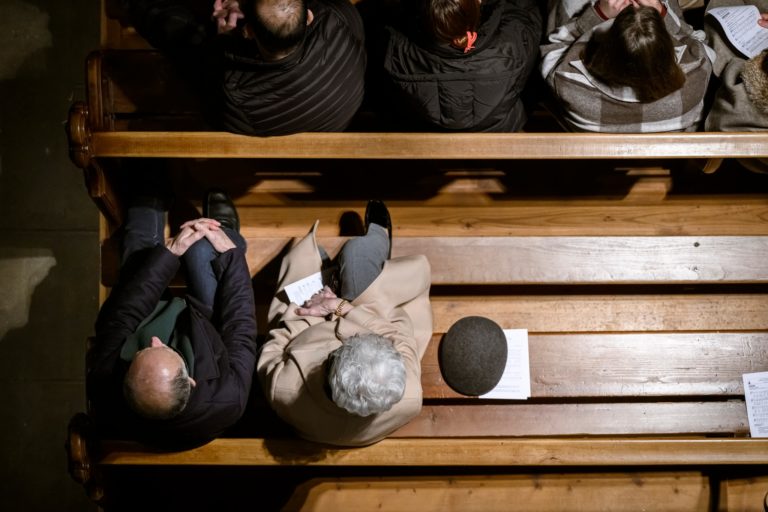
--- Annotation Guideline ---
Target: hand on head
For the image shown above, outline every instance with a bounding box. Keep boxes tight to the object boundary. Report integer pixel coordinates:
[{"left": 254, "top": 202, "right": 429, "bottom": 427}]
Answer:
[
  {"left": 212, "top": 0, "right": 244, "bottom": 34},
  {"left": 597, "top": 0, "right": 633, "bottom": 18},
  {"left": 631, "top": 0, "right": 664, "bottom": 13}
]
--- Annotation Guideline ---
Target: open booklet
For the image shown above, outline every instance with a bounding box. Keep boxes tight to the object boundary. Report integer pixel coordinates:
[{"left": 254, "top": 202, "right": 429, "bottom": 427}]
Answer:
[
  {"left": 481, "top": 329, "right": 531, "bottom": 400},
  {"left": 743, "top": 371, "right": 768, "bottom": 438},
  {"left": 708, "top": 4, "right": 768, "bottom": 59}
]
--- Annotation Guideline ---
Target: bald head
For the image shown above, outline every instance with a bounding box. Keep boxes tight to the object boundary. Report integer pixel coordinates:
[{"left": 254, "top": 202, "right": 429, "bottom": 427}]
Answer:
[
  {"left": 124, "top": 338, "right": 194, "bottom": 420},
  {"left": 246, "top": 0, "right": 310, "bottom": 60}
]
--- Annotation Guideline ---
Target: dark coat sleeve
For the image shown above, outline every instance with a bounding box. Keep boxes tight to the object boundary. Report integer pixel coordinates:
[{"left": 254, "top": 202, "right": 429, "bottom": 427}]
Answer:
[
  {"left": 210, "top": 247, "right": 258, "bottom": 417},
  {"left": 87, "top": 247, "right": 180, "bottom": 407}
]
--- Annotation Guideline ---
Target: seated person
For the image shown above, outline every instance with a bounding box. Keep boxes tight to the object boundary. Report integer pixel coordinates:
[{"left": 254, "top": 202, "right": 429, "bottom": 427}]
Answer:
[
  {"left": 123, "top": 0, "right": 366, "bottom": 136},
  {"left": 541, "top": 0, "right": 714, "bottom": 132},
  {"left": 705, "top": 0, "right": 768, "bottom": 172},
  {"left": 87, "top": 185, "right": 257, "bottom": 448},
  {"left": 378, "top": 0, "right": 542, "bottom": 132},
  {"left": 257, "top": 201, "right": 433, "bottom": 447}
]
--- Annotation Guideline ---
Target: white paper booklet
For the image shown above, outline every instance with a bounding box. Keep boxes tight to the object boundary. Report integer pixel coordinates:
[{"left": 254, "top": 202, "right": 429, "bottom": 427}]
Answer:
[
  {"left": 708, "top": 5, "right": 768, "bottom": 59},
  {"left": 743, "top": 371, "right": 768, "bottom": 438},
  {"left": 481, "top": 329, "right": 531, "bottom": 400},
  {"left": 284, "top": 272, "right": 324, "bottom": 305}
]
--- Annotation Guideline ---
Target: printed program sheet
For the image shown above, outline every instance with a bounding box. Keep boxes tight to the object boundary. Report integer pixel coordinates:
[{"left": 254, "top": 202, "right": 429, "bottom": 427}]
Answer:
[
  {"left": 743, "top": 371, "right": 768, "bottom": 438},
  {"left": 481, "top": 329, "right": 531, "bottom": 400}
]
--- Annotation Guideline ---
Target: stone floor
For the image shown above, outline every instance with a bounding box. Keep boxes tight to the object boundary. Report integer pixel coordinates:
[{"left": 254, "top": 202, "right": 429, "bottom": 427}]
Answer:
[{"left": 0, "top": 0, "right": 99, "bottom": 510}]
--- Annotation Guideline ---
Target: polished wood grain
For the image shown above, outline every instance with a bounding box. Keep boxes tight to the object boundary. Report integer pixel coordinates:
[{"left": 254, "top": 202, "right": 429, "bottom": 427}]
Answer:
[
  {"left": 284, "top": 474, "right": 710, "bottom": 512},
  {"left": 234, "top": 203, "right": 768, "bottom": 237},
  {"left": 97, "top": 438, "right": 768, "bottom": 466},
  {"left": 419, "top": 332, "right": 768, "bottom": 399},
  {"left": 234, "top": 236, "right": 768, "bottom": 285},
  {"left": 91, "top": 131, "right": 768, "bottom": 159},
  {"left": 392, "top": 402, "right": 749, "bottom": 437}
]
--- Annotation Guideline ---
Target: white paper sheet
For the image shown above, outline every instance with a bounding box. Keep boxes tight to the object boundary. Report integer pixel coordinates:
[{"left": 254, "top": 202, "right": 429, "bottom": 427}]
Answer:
[
  {"left": 743, "top": 371, "right": 768, "bottom": 438},
  {"left": 284, "top": 272, "right": 324, "bottom": 305},
  {"left": 481, "top": 329, "right": 531, "bottom": 400},
  {"left": 709, "top": 5, "right": 768, "bottom": 59}
]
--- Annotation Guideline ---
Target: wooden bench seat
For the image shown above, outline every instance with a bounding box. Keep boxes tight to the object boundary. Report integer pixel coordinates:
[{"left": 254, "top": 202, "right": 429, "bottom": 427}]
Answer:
[{"left": 65, "top": 5, "right": 768, "bottom": 507}]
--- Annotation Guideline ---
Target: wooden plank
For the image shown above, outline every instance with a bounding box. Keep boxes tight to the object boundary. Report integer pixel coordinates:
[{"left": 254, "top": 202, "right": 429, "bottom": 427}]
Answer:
[
  {"left": 420, "top": 333, "right": 768, "bottom": 399},
  {"left": 718, "top": 474, "right": 768, "bottom": 512},
  {"left": 392, "top": 402, "right": 749, "bottom": 437},
  {"left": 429, "top": 295, "right": 768, "bottom": 333},
  {"left": 91, "top": 132, "right": 768, "bottom": 160},
  {"left": 234, "top": 203, "right": 768, "bottom": 237},
  {"left": 102, "top": 236, "right": 768, "bottom": 286},
  {"left": 284, "top": 473, "right": 710, "bottom": 512},
  {"left": 236, "top": 236, "right": 768, "bottom": 285},
  {"left": 96, "top": 438, "right": 768, "bottom": 466}
]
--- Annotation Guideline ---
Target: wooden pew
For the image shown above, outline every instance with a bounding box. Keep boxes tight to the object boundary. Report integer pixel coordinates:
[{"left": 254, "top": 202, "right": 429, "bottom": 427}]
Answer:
[
  {"left": 65, "top": 3, "right": 768, "bottom": 508},
  {"left": 67, "top": 48, "right": 768, "bottom": 229},
  {"left": 69, "top": 202, "right": 768, "bottom": 508}
]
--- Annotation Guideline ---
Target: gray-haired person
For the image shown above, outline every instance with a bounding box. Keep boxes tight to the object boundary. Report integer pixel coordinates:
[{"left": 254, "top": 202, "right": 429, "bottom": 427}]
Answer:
[{"left": 257, "top": 201, "right": 433, "bottom": 446}]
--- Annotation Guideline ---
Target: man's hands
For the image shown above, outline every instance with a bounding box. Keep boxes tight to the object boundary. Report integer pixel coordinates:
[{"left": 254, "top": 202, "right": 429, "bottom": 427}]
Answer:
[
  {"left": 166, "top": 218, "right": 237, "bottom": 256},
  {"left": 212, "top": 0, "right": 244, "bottom": 34},
  {"left": 295, "top": 286, "right": 347, "bottom": 317},
  {"left": 759, "top": 12, "right": 768, "bottom": 29}
]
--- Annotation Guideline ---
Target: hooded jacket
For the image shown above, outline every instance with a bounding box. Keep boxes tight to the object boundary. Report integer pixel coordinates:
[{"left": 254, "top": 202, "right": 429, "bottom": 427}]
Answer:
[{"left": 382, "top": 0, "right": 542, "bottom": 132}]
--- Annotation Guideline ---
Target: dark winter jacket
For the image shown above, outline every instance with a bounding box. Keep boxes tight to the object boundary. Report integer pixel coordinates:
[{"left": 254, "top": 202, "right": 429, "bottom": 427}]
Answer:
[
  {"left": 382, "top": 0, "right": 542, "bottom": 132},
  {"left": 219, "top": 0, "right": 367, "bottom": 135}
]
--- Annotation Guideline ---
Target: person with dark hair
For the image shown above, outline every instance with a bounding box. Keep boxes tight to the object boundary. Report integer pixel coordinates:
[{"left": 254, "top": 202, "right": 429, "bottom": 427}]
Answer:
[
  {"left": 704, "top": 0, "right": 768, "bottom": 173},
  {"left": 122, "top": 0, "right": 366, "bottom": 136},
  {"left": 87, "top": 183, "right": 257, "bottom": 448},
  {"left": 257, "top": 201, "right": 433, "bottom": 446},
  {"left": 541, "top": 0, "right": 714, "bottom": 132},
  {"left": 378, "top": 0, "right": 542, "bottom": 132}
]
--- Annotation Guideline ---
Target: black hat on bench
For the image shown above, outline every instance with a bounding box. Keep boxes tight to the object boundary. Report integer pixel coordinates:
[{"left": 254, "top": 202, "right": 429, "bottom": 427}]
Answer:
[{"left": 438, "top": 316, "right": 507, "bottom": 397}]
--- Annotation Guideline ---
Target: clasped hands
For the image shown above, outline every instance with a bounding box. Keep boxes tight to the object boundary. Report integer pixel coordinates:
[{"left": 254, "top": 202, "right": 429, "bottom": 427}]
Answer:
[
  {"left": 212, "top": 0, "right": 244, "bottom": 34},
  {"left": 296, "top": 286, "right": 344, "bottom": 318},
  {"left": 165, "top": 218, "right": 236, "bottom": 256}
]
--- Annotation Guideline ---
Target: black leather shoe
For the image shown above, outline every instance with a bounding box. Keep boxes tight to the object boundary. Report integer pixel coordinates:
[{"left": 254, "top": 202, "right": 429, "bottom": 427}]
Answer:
[
  {"left": 204, "top": 189, "right": 240, "bottom": 232},
  {"left": 364, "top": 199, "right": 392, "bottom": 258}
]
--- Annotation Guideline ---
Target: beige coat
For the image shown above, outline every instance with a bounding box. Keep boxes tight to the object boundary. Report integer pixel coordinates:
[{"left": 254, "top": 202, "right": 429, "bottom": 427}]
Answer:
[{"left": 257, "top": 222, "right": 433, "bottom": 446}]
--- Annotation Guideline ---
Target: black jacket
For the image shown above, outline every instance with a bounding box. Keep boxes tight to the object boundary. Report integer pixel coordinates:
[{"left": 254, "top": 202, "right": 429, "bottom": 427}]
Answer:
[
  {"left": 219, "top": 0, "right": 367, "bottom": 135},
  {"left": 87, "top": 246, "right": 257, "bottom": 448},
  {"left": 382, "top": 0, "right": 542, "bottom": 132}
]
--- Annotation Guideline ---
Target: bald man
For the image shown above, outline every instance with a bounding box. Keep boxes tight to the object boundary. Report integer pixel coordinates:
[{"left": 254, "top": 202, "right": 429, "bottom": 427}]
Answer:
[{"left": 87, "top": 188, "right": 257, "bottom": 448}]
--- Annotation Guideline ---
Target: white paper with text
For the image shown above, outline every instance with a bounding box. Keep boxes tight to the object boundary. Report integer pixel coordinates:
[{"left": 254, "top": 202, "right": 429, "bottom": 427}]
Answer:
[
  {"left": 743, "top": 371, "right": 768, "bottom": 438},
  {"left": 709, "top": 5, "right": 768, "bottom": 58},
  {"left": 284, "top": 272, "right": 324, "bottom": 305},
  {"left": 481, "top": 329, "right": 531, "bottom": 399}
]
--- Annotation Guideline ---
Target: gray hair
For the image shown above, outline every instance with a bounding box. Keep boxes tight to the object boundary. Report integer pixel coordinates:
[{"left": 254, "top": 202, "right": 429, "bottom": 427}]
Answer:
[{"left": 328, "top": 333, "right": 406, "bottom": 417}]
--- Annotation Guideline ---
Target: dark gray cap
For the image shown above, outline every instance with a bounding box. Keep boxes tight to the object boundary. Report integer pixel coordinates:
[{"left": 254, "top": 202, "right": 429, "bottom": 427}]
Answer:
[{"left": 439, "top": 316, "right": 507, "bottom": 396}]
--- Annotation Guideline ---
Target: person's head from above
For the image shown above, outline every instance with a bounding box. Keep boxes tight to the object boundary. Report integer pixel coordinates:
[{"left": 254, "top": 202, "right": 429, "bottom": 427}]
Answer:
[
  {"left": 124, "top": 337, "right": 196, "bottom": 420},
  {"left": 243, "top": 0, "right": 313, "bottom": 61},
  {"left": 423, "top": 0, "right": 481, "bottom": 51},
  {"left": 327, "top": 333, "right": 406, "bottom": 417},
  {"left": 583, "top": 5, "right": 685, "bottom": 103},
  {"left": 742, "top": 49, "right": 768, "bottom": 116}
]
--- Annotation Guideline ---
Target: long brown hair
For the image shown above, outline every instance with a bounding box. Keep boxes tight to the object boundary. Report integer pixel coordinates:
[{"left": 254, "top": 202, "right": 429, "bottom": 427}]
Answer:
[
  {"left": 424, "top": 0, "right": 481, "bottom": 48},
  {"left": 583, "top": 6, "right": 685, "bottom": 102}
]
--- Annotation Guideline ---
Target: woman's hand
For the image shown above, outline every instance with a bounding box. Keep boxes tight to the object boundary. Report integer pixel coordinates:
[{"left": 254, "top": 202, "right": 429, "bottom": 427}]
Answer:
[{"left": 295, "top": 286, "right": 345, "bottom": 317}]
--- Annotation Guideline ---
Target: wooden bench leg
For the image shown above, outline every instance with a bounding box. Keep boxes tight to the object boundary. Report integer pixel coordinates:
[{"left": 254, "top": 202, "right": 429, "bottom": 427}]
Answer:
[{"left": 66, "top": 412, "right": 105, "bottom": 506}]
